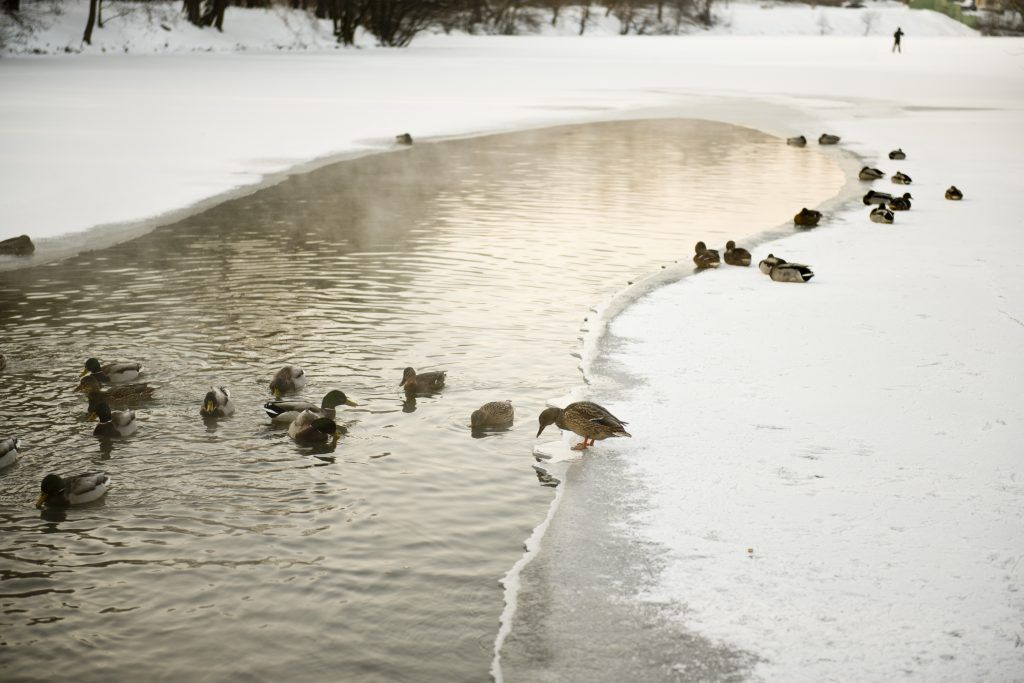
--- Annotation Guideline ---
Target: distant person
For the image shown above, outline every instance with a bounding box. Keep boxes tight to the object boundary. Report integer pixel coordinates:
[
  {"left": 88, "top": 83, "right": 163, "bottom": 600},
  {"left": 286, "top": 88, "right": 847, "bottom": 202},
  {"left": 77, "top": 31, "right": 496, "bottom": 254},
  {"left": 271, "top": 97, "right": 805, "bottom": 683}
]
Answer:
[{"left": 893, "top": 27, "right": 904, "bottom": 53}]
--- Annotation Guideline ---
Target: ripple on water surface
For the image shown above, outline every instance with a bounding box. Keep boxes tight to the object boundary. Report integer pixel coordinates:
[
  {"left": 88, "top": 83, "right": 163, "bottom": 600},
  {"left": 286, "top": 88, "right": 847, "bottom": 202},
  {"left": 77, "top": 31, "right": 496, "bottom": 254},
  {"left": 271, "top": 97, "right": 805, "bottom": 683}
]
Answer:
[{"left": 0, "top": 119, "right": 843, "bottom": 682}]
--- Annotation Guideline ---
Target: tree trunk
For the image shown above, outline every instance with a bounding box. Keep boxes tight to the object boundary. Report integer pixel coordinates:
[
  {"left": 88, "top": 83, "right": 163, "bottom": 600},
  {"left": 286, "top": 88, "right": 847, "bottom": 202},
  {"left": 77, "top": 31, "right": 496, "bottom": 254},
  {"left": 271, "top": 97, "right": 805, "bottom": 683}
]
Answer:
[
  {"left": 183, "top": 0, "right": 202, "bottom": 25},
  {"left": 83, "top": 0, "right": 98, "bottom": 44},
  {"left": 578, "top": 5, "right": 589, "bottom": 35},
  {"left": 97, "top": 0, "right": 104, "bottom": 28}
]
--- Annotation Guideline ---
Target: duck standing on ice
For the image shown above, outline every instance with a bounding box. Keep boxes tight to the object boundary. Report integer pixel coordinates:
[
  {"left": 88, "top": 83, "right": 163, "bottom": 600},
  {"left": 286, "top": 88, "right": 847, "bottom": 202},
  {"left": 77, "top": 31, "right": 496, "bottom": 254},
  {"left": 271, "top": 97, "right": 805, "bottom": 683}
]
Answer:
[{"left": 537, "top": 401, "right": 631, "bottom": 451}]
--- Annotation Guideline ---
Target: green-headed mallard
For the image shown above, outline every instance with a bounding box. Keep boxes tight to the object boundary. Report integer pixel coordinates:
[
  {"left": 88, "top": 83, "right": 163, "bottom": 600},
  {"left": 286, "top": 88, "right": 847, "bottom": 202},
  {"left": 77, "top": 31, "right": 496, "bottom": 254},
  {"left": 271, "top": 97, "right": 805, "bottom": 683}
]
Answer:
[
  {"left": 471, "top": 401, "right": 514, "bottom": 430},
  {"left": 888, "top": 192, "right": 913, "bottom": 211},
  {"left": 84, "top": 383, "right": 155, "bottom": 413},
  {"left": 396, "top": 133, "right": 413, "bottom": 145},
  {"left": 891, "top": 171, "right": 912, "bottom": 185},
  {"left": 200, "top": 386, "right": 235, "bottom": 418},
  {"left": 945, "top": 186, "right": 963, "bottom": 200},
  {"left": 723, "top": 240, "right": 751, "bottom": 267},
  {"left": 289, "top": 415, "right": 342, "bottom": 445},
  {"left": 693, "top": 241, "right": 720, "bottom": 269},
  {"left": 536, "top": 401, "right": 631, "bottom": 451},
  {"left": 36, "top": 472, "right": 110, "bottom": 508},
  {"left": 1, "top": 437, "right": 21, "bottom": 469},
  {"left": 82, "top": 358, "right": 143, "bottom": 384},
  {"left": 818, "top": 133, "right": 840, "bottom": 145},
  {"left": 400, "top": 367, "right": 446, "bottom": 396},
  {"left": 786, "top": 135, "right": 807, "bottom": 147},
  {"left": 859, "top": 166, "right": 885, "bottom": 181},
  {"left": 863, "top": 190, "right": 893, "bottom": 206},
  {"left": 90, "top": 402, "right": 137, "bottom": 438},
  {"left": 870, "top": 205, "right": 894, "bottom": 224},
  {"left": 264, "top": 389, "right": 357, "bottom": 423},
  {"left": 766, "top": 261, "right": 814, "bottom": 283},
  {"left": 889, "top": 148, "right": 906, "bottom": 160},
  {"left": 269, "top": 365, "right": 306, "bottom": 398},
  {"left": 794, "top": 208, "right": 822, "bottom": 227}
]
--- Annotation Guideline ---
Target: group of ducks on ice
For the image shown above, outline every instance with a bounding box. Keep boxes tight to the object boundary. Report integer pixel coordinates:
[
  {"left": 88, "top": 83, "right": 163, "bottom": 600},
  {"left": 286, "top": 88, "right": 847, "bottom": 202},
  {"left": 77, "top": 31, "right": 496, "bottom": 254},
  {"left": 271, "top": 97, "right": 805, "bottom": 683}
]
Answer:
[
  {"left": 3, "top": 132, "right": 966, "bottom": 510},
  {"left": 0, "top": 357, "right": 630, "bottom": 509},
  {"left": 701, "top": 134, "right": 964, "bottom": 283}
]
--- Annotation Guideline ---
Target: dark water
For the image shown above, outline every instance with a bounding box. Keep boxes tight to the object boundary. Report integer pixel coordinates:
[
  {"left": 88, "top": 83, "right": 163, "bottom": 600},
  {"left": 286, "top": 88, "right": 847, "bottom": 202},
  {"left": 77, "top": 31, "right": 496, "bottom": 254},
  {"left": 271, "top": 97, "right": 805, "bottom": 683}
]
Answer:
[{"left": 0, "top": 119, "right": 842, "bottom": 682}]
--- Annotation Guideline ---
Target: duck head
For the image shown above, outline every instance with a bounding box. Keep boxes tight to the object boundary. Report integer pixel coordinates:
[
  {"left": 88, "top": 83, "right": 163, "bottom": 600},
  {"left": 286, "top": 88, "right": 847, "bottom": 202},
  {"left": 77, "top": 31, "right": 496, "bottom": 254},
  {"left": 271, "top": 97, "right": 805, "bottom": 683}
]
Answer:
[
  {"left": 311, "top": 417, "right": 341, "bottom": 442},
  {"left": 537, "top": 407, "right": 562, "bottom": 437},
  {"left": 36, "top": 474, "right": 65, "bottom": 509},
  {"left": 322, "top": 389, "right": 357, "bottom": 409},
  {"left": 82, "top": 357, "right": 103, "bottom": 377},
  {"left": 694, "top": 241, "right": 708, "bottom": 255},
  {"left": 90, "top": 402, "right": 113, "bottom": 423},
  {"left": 399, "top": 367, "right": 417, "bottom": 388},
  {"left": 202, "top": 390, "right": 219, "bottom": 415},
  {"left": 77, "top": 374, "right": 103, "bottom": 393}
]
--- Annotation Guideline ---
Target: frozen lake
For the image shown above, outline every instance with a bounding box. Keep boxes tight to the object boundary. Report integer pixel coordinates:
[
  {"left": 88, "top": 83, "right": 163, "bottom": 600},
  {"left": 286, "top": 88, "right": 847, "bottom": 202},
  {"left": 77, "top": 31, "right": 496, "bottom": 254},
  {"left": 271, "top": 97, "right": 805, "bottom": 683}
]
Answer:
[{"left": 0, "top": 119, "right": 842, "bottom": 681}]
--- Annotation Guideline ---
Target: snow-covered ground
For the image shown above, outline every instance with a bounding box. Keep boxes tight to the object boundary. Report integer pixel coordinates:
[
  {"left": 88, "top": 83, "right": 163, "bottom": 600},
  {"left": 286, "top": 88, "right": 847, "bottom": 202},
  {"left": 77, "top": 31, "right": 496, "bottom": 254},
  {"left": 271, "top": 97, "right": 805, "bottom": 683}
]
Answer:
[{"left": 1, "top": 8, "right": 1022, "bottom": 678}]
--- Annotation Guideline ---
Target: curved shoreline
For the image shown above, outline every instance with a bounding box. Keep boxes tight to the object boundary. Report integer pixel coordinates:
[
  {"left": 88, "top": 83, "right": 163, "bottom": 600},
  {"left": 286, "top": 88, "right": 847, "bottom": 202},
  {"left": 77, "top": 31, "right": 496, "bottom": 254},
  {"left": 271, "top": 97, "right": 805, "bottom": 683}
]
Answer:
[{"left": 490, "top": 110, "right": 861, "bottom": 681}]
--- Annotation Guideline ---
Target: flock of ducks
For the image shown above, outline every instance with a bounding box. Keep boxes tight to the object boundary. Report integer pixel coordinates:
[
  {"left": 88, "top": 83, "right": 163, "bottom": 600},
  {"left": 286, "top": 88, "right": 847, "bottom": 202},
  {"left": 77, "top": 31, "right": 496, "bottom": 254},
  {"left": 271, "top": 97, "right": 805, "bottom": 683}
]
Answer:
[{"left": 2, "top": 356, "right": 632, "bottom": 509}]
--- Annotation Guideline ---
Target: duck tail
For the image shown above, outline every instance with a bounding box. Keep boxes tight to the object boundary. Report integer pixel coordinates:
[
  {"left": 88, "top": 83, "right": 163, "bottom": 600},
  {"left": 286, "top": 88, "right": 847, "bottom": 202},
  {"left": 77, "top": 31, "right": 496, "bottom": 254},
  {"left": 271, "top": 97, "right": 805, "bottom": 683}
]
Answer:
[{"left": 263, "top": 403, "right": 281, "bottom": 419}]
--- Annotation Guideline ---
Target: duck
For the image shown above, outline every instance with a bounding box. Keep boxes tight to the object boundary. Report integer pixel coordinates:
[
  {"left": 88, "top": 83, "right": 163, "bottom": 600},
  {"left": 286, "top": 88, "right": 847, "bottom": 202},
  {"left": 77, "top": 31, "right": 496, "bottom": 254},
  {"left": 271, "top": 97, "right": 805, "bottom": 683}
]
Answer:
[
  {"left": 888, "top": 148, "right": 906, "bottom": 160},
  {"left": 395, "top": 133, "right": 413, "bottom": 145},
  {"left": 818, "top": 133, "right": 840, "bottom": 145},
  {"left": 693, "top": 241, "right": 720, "bottom": 269},
  {"left": 537, "top": 401, "right": 631, "bottom": 451},
  {"left": 90, "top": 402, "right": 138, "bottom": 438},
  {"left": 758, "top": 253, "right": 788, "bottom": 275},
  {"left": 888, "top": 192, "right": 913, "bottom": 211},
  {"left": 891, "top": 171, "right": 912, "bottom": 185},
  {"left": 289, "top": 416, "right": 342, "bottom": 445},
  {"left": 471, "top": 401, "right": 515, "bottom": 430},
  {"left": 766, "top": 261, "right": 815, "bottom": 283},
  {"left": 269, "top": 365, "right": 306, "bottom": 398},
  {"left": 85, "top": 384, "right": 155, "bottom": 415},
  {"left": 858, "top": 166, "right": 886, "bottom": 181},
  {"left": 82, "top": 358, "right": 143, "bottom": 384},
  {"left": 36, "top": 472, "right": 110, "bottom": 508},
  {"left": 869, "top": 205, "right": 895, "bottom": 224},
  {"left": 786, "top": 135, "right": 807, "bottom": 147},
  {"left": 0, "top": 437, "right": 21, "bottom": 469},
  {"left": 200, "top": 386, "right": 235, "bottom": 417},
  {"left": 723, "top": 240, "right": 751, "bottom": 267},
  {"left": 945, "top": 185, "right": 963, "bottom": 200},
  {"left": 793, "top": 208, "right": 822, "bottom": 227},
  {"left": 264, "top": 389, "right": 357, "bottom": 423},
  {"left": 400, "top": 367, "right": 446, "bottom": 395},
  {"left": 863, "top": 190, "right": 893, "bottom": 205}
]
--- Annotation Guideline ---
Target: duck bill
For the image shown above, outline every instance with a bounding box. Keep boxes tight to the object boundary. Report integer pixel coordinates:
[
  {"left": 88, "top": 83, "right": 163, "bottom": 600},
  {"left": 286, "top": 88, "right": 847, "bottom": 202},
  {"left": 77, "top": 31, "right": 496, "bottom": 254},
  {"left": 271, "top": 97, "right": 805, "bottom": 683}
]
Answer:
[
  {"left": 80, "top": 368, "right": 89, "bottom": 377},
  {"left": 332, "top": 431, "right": 341, "bottom": 443},
  {"left": 345, "top": 398, "right": 358, "bottom": 407},
  {"left": 35, "top": 493, "right": 47, "bottom": 509},
  {"left": 203, "top": 401, "right": 215, "bottom": 415},
  {"left": 536, "top": 424, "right": 547, "bottom": 438},
  {"left": 87, "top": 411, "right": 97, "bottom": 421}
]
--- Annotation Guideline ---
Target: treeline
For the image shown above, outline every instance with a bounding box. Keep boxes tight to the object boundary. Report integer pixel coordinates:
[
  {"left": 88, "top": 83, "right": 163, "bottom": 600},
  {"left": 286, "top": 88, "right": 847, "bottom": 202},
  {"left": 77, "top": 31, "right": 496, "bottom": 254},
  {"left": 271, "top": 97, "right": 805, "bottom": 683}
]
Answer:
[{"left": 1, "top": 0, "right": 726, "bottom": 47}]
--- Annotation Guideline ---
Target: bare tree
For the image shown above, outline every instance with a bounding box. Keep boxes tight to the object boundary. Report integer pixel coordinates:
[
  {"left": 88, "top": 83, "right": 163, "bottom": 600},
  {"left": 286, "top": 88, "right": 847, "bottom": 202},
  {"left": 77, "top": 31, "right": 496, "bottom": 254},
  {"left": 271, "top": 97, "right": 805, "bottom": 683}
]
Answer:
[{"left": 83, "top": 0, "right": 98, "bottom": 43}]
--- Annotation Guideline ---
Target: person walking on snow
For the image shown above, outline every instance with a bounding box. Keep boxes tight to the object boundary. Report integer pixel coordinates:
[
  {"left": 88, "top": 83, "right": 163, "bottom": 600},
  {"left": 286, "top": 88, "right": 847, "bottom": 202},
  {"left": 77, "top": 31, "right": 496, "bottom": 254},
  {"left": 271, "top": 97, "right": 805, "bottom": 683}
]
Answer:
[{"left": 893, "top": 26, "right": 904, "bottom": 53}]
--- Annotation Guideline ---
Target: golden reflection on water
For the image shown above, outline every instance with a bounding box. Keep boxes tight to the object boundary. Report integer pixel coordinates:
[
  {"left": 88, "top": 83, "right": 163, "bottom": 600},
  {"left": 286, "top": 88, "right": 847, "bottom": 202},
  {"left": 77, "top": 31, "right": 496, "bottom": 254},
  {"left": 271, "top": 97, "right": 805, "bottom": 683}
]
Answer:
[{"left": 0, "top": 119, "right": 842, "bottom": 682}]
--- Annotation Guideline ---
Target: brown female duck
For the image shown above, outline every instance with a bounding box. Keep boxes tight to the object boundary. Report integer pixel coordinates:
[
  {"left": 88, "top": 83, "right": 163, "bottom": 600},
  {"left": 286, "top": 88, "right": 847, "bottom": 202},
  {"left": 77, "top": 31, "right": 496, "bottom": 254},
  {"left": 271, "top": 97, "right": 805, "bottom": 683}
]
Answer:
[
  {"left": 471, "top": 400, "right": 515, "bottom": 430},
  {"left": 537, "top": 401, "right": 631, "bottom": 451},
  {"left": 723, "top": 240, "right": 751, "bottom": 266},
  {"left": 400, "top": 367, "right": 446, "bottom": 395},
  {"left": 693, "top": 241, "right": 720, "bottom": 269},
  {"left": 794, "top": 208, "right": 822, "bottom": 227}
]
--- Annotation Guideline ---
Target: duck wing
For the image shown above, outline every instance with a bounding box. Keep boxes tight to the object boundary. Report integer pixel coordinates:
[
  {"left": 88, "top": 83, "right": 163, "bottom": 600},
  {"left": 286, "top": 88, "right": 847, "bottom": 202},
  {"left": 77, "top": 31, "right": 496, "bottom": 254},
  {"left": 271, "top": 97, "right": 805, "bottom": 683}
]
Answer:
[{"left": 66, "top": 472, "right": 109, "bottom": 497}]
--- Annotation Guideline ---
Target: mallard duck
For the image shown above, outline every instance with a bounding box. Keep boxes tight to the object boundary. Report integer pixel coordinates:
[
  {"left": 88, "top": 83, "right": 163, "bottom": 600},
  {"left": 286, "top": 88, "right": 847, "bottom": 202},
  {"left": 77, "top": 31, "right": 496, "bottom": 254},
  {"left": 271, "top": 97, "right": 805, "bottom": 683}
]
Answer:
[
  {"left": 82, "top": 358, "right": 143, "bottom": 384},
  {"left": 870, "top": 205, "right": 894, "bottom": 224},
  {"left": 0, "top": 437, "right": 21, "bottom": 469},
  {"left": 90, "top": 402, "right": 137, "bottom": 437},
  {"left": 794, "top": 208, "right": 822, "bottom": 227},
  {"left": 200, "top": 386, "right": 235, "bottom": 417},
  {"left": 264, "top": 389, "right": 357, "bottom": 423},
  {"left": 758, "top": 253, "right": 787, "bottom": 275},
  {"left": 400, "top": 367, "right": 446, "bottom": 395},
  {"left": 269, "top": 365, "right": 306, "bottom": 398},
  {"left": 471, "top": 401, "right": 515, "bottom": 430},
  {"left": 863, "top": 190, "right": 893, "bottom": 205},
  {"left": 892, "top": 171, "right": 912, "bottom": 185},
  {"left": 818, "top": 133, "right": 840, "bottom": 145},
  {"left": 889, "top": 148, "right": 906, "bottom": 160},
  {"left": 888, "top": 192, "right": 913, "bottom": 211},
  {"left": 537, "top": 401, "right": 631, "bottom": 451},
  {"left": 786, "top": 135, "right": 807, "bottom": 147},
  {"left": 289, "top": 416, "right": 342, "bottom": 445},
  {"left": 767, "top": 262, "right": 815, "bottom": 283},
  {"left": 945, "top": 186, "right": 963, "bottom": 200},
  {"left": 723, "top": 240, "right": 751, "bottom": 267},
  {"left": 83, "top": 383, "right": 155, "bottom": 413},
  {"left": 693, "top": 241, "right": 720, "bottom": 269},
  {"left": 395, "top": 133, "right": 413, "bottom": 145},
  {"left": 858, "top": 166, "right": 886, "bottom": 181},
  {"left": 36, "top": 472, "right": 110, "bottom": 508}
]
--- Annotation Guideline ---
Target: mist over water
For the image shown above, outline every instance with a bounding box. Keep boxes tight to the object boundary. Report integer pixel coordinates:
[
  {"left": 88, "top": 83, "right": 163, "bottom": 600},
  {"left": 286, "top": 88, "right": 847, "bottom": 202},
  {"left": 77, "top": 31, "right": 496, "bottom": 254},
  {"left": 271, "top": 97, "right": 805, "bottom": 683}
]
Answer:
[{"left": 0, "top": 119, "right": 842, "bottom": 681}]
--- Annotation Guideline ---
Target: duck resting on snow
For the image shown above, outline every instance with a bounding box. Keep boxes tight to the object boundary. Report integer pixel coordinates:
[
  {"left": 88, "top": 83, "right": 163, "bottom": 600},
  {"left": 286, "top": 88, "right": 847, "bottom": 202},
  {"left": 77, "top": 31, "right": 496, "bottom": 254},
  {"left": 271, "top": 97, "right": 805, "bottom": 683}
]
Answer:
[
  {"left": 891, "top": 171, "right": 912, "bottom": 185},
  {"left": 723, "top": 240, "right": 751, "bottom": 267},
  {"left": 818, "top": 133, "right": 840, "bottom": 145},
  {"left": 786, "top": 135, "right": 807, "bottom": 147},
  {"left": 945, "top": 186, "right": 963, "bottom": 200},
  {"left": 758, "top": 254, "right": 814, "bottom": 283},
  {"left": 858, "top": 166, "right": 886, "bottom": 181},
  {"left": 888, "top": 193, "right": 913, "bottom": 211},
  {"left": 888, "top": 148, "right": 906, "bottom": 160},
  {"left": 693, "top": 241, "right": 720, "bottom": 269},
  {"left": 863, "top": 190, "right": 893, "bottom": 206},
  {"left": 870, "top": 205, "right": 895, "bottom": 224},
  {"left": 794, "top": 208, "right": 822, "bottom": 227}
]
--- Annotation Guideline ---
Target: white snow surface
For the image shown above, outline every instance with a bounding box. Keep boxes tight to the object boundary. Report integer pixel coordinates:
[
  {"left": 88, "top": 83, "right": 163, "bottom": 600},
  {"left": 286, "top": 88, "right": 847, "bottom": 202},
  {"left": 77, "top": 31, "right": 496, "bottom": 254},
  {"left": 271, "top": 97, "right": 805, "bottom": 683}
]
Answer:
[{"left": 0, "top": 17, "right": 1022, "bottom": 678}]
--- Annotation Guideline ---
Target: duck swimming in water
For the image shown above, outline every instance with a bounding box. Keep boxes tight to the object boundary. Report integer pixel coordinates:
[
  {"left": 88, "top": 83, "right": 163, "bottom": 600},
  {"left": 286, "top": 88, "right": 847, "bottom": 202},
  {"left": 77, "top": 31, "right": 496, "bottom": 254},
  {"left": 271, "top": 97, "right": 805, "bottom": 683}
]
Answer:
[
  {"left": 36, "top": 472, "right": 110, "bottom": 508},
  {"left": 269, "top": 365, "right": 306, "bottom": 398},
  {"left": 82, "top": 358, "right": 143, "bottom": 384},
  {"left": 471, "top": 401, "right": 515, "bottom": 431},
  {"left": 693, "top": 241, "right": 720, "bottom": 269},
  {"left": 723, "top": 240, "right": 751, "bottom": 266},
  {"left": 90, "top": 402, "right": 138, "bottom": 438},
  {"left": 264, "top": 389, "right": 358, "bottom": 424},
  {"left": 0, "top": 437, "right": 21, "bottom": 470},
  {"left": 200, "top": 386, "right": 235, "bottom": 418},
  {"left": 537, "top": 401, "right": 631, "bottom": 451},
  {"left": 289, "top": 416, "right": 342, "bottom": 445},
  {"left": 400, "top": 367, "right": 446, "bottom": 396}
]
